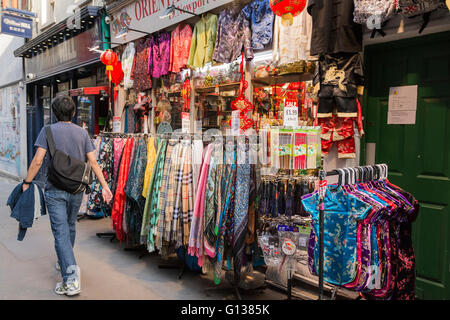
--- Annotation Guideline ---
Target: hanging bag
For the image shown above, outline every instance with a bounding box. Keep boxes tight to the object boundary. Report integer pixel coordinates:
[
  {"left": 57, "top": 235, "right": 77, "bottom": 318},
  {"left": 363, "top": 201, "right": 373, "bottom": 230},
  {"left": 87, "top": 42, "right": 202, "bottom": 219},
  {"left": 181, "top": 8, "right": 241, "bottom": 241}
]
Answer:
[
  {"left": 353, "top": 0, "right": 398, "bottom": 38},
  {"left": 397, "top": 0, "right": 447, "bottom": 33},
  {"left": 45, "top": 126, "right": 93, "bottom": 194}
]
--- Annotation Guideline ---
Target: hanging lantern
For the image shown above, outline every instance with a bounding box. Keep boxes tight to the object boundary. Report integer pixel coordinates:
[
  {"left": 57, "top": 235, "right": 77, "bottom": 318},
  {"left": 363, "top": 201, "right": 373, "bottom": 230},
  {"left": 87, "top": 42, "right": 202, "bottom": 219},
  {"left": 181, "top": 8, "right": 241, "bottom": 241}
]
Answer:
[
  {"left": 100, "top": 49, "right": 119, "bottom": 81},
  {"left": 269, "top": 0, "right": 307, "bottom": 25}
]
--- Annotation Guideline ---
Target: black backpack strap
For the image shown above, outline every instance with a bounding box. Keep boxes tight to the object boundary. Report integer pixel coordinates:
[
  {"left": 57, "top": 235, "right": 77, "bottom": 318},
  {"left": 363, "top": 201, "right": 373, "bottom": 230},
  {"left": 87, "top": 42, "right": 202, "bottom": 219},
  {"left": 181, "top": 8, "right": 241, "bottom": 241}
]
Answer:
[
  {"left": 419, "top": 12, "right": 432, "bottom": 34},
  {"left": 45, "top": 126, "right": 56, "bottom": 158}
]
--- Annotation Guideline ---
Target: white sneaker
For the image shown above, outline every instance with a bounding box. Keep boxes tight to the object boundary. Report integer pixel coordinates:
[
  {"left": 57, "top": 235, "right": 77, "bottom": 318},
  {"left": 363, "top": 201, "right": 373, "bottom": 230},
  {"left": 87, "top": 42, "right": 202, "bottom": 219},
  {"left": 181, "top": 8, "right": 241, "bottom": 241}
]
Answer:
[
  {"left": 54, "top": 280, "right": 81, "bottom": 296},
  {"left": 65, "top": 279, "right": 81, "bottom": 296},
  {"left": 54, "top": 282, "right": 67, "bottom": 295}
]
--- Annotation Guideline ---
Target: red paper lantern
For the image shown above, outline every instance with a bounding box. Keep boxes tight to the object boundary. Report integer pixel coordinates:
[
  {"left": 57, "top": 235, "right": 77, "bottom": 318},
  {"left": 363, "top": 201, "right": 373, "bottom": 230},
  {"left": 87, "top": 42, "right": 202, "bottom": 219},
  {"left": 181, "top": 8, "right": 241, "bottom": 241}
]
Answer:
[
  {"left": 100, "top": 49, "right": 119, "bottom": 81},
  {"left": 269, "top": 0, "right": 307, "bottom": 23}
]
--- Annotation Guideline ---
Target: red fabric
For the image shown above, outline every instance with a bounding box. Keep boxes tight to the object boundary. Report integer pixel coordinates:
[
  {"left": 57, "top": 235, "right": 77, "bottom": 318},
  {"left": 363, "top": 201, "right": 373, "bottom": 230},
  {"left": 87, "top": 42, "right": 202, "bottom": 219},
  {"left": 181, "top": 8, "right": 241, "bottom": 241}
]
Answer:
[
  {"left": 111, "top": 138, "right": 134, "bottom": 242},
  {"left": 356, "top": 98, "right": 364, "bottom": 136}
]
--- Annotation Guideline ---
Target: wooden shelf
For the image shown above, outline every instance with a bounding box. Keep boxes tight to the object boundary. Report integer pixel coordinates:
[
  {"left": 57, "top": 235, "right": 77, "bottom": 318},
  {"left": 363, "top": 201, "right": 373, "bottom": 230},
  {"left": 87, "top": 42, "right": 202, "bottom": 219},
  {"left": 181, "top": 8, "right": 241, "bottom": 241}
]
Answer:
[
  {"left": 252, "top": 73, "right": 314, "bottom": 87},
  {"left": 195, "top": 82, "right": 241, "bottom": 93}
]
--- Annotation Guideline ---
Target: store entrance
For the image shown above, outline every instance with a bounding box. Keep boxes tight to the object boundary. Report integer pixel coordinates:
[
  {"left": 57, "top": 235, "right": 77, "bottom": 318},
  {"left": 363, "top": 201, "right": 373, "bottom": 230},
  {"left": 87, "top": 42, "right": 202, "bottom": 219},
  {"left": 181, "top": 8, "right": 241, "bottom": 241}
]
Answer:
[
  {"left": 363, "top": 31, "right": 450, "bottom": 299},
  {"left": 67, "top": 86, "right": 110, "bottom": 136}
]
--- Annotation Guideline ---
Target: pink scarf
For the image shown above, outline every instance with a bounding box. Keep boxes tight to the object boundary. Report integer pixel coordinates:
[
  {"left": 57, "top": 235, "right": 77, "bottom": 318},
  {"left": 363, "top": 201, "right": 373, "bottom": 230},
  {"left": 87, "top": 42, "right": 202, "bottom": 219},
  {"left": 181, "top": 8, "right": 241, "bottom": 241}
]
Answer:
[{"left": 188, "top": 144, "right": 213, "bottom": 267}]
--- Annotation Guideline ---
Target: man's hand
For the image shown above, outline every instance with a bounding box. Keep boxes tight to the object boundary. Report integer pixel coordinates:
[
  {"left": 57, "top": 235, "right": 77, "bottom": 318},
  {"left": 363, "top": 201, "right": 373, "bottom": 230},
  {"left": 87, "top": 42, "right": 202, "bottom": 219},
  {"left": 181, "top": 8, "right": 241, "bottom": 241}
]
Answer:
[
  {"left": 102, "top": 186, "right": 113, "bottom": 204},
  {"left": 22, "top": 184, "right": 30, "bottom": 193}
]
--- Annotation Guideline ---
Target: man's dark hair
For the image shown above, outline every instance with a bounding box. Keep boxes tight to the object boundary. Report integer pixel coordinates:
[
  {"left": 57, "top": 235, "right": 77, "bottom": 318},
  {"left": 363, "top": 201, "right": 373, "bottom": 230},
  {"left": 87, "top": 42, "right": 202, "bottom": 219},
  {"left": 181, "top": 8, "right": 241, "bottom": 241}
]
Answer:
[{"left": 51, "top": 95, "right": 75, "bottom": 121}]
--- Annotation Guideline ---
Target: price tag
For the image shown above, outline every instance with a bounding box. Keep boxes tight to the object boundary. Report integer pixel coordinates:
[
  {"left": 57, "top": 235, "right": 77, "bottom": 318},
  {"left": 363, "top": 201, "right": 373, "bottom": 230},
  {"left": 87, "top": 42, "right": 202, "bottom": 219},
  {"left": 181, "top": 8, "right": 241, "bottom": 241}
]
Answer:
[
  {"left": 283, "top": 99, "right": 298, "bottom": 127},
  {"left": 181, "top": 112, "right": 190, "bottom": 133}
]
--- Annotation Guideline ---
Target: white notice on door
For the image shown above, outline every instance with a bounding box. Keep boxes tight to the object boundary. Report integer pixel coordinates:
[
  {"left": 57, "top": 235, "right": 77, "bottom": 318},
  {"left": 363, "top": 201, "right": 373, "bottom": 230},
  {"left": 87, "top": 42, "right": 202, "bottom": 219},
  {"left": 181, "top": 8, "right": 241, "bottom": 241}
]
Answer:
[{"left": 388, "top": 85, "right": 418, "bottom": 124}]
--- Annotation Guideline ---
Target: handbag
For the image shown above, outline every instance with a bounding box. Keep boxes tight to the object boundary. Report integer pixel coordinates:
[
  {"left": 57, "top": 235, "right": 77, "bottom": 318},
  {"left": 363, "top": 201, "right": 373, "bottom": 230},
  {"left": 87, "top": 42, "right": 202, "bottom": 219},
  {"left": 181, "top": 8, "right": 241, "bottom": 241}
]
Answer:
[{"left": 45, "top": 126, "right": 93, "bottom": 194}]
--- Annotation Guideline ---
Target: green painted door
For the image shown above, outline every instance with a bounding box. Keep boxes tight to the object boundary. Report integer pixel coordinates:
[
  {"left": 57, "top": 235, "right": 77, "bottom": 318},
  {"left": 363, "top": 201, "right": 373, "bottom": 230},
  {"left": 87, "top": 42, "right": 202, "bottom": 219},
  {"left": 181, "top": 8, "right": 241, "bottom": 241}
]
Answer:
[{"left": 363, "top": 31, "right": 450, "bottom": 300}]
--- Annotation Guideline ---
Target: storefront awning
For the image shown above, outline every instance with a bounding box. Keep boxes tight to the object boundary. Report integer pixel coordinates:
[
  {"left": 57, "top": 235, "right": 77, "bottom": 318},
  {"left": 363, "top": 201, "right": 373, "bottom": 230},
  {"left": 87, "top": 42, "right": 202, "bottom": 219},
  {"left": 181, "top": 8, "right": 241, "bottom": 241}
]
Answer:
[{"left": 14, "top": 6, "right": 102, "bottom": 58}]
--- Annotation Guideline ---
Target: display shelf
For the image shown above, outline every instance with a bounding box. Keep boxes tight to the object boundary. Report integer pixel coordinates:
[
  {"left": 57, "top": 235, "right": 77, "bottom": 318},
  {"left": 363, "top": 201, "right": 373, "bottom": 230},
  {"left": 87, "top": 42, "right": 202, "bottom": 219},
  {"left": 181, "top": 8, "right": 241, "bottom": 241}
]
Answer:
[
  {"left": 195, "top": 82, "right": 241, "bottom": 93},
  {"left": 252, "top": 73, "right": 314, "bottom": 87}
]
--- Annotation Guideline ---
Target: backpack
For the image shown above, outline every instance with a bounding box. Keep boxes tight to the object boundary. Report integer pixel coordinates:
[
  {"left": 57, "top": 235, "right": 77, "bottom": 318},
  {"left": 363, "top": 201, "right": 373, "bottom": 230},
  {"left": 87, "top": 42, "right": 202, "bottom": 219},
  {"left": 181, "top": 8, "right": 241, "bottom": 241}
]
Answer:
[
  {"left": 45, "top": 126, "right": 93, "bottom": 194},
  {"left": 353, "top": 0, "right": 398, "bottom": 38},
  {"left": 397, "top": 0, "right": 448, "bottom": 33}
]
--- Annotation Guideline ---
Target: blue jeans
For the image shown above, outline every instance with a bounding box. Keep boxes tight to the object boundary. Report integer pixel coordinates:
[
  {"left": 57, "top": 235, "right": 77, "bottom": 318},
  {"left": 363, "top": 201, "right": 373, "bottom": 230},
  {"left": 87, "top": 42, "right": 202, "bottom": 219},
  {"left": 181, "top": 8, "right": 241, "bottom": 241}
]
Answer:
[{"left": 45, "top": 187, "right": 83, "bottom": 283}]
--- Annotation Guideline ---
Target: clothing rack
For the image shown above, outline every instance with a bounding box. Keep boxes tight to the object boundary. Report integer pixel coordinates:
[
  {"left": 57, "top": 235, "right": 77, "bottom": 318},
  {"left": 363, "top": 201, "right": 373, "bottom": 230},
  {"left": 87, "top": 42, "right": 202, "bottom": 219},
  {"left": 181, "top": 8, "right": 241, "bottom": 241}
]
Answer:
[{"left": 316, "top": 164, "right": 388, "bottom": 300}]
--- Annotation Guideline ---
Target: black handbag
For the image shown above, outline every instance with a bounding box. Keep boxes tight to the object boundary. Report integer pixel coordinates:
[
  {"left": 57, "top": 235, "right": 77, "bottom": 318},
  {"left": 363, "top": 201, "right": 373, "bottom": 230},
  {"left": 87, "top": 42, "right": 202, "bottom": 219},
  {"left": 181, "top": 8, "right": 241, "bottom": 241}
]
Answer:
[{"left": 45, "top": 126, "right": 93, "bottom": 194}]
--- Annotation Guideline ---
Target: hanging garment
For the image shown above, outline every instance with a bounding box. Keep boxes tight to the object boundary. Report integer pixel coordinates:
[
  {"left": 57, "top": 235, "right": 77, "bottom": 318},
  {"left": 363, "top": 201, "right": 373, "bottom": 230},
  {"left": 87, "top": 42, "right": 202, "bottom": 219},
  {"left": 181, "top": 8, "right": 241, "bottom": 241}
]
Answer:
[
  {"left": 213, "top": 149, "right": 237, "bottom": 285},
  {"left": 243, "top": 0, "right": 275, "bottom": 51},
  {"left": 204, "top": 147, "right": 220, "bottom": 258},
  {"left": 169, "top": 23, "right": 193, "bottom": 73},
  {"left": 232, "top": 147, "right": 250, "bottom": 280},
  {"left": 307, "top": 0, "right": 363, "bottom": 55},
  {"left": 187, "top": 13, "right": 218, "bottom": 69},
  {"left": 182, "top": 144, "right": 194, "bottom": 247},
  {"left": 314, "top": 53, "right": 364, "bottom": 118},
  {"left": 112, "top": 138, "right": 125, "bottom": 195},
  {"left": 191, "top": 139, "right": 203, "bottom": 199},
  {"left": 302, "top": 175, "right": 419, "bottom": 298},
  {"left": 212, "top": 5, "right": 253, "bottom": 63},
  {"left": 150, "top": 32, "right": 171, "bottom": 78},
  {"left": 301, "top": 185, "right": 372, "bottom": 285},
  {"left": 155, "top": 141, "right": 176, "bottom": 251},
  {"left": 131, "top": 38, "right": 152, "bottom": 92},
  {"left": 188, "top": 144, "right": 214, "bottom": 267},
  {"left": 272, "top": 9, "right": 312, "bottom": 65},
  {"left": 143, "top": 139, "right": 167, "bottom": 251},
  {"left": 161, "top": 142, "right": 183, "bottom": 252},
  {"left": 121, "top": 42, "right": 135, "bottom": 90},
  {"left": 88, "top": 137, "right": 114, "bottom": 216},
  {"left": 124, "top": 138, "right": 148, "bottom": 245},
  {"left": 142, "top": 137, "right": 157, "bottom": 198},
  {"left": 172, "top": 143, "right": 188, "bottom": 248},
  {"left": 111, "top": 137, "right": 134, "bottom": 241}
]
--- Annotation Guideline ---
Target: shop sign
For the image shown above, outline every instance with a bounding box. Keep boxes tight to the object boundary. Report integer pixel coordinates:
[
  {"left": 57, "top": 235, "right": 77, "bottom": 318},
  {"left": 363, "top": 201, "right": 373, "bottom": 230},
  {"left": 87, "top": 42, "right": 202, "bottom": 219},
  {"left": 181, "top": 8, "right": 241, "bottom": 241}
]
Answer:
[
  {"left": 0, "top": 13, "right": 32, "bottom": 38},
  {"left": 25, "top": 26, "right": 100, "bottom": 81},
  {"left": 283, "top": 99, "right": 298, "bottom": 127},
  {"left": 111, "top": 0, "right": 234, "bottom": 44}
]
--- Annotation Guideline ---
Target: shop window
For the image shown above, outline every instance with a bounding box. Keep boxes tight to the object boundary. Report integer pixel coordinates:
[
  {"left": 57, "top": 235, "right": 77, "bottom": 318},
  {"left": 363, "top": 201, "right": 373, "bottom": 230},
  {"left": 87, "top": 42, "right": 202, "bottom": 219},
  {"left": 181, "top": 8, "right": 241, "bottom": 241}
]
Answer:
[
  {"left": 41, "top": 84, "right": 52, "bottom": 125},
  {"left": 40, "top": 0, "right": 54, "bottom": 30}
]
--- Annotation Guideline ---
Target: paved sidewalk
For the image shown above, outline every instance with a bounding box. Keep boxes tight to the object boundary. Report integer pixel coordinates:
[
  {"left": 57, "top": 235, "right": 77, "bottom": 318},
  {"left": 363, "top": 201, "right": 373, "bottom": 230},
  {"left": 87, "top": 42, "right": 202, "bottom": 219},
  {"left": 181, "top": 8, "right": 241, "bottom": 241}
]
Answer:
[{"left": 0, "top": 177, "right": 284, "bottom": 300}]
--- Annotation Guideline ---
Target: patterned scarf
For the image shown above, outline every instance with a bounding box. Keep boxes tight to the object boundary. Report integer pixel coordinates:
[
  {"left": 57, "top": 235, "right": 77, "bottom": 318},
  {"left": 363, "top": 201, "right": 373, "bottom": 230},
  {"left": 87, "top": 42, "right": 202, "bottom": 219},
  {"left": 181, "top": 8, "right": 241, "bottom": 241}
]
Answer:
[
  {"left": 203, "top": 151, "right": 218, "bottom": 258},
  {"left": 232, "top": 149, "right": 250, "bottom": 280},
  {"left": 213, "top": 150, "right": 236, "bottom": 285}
]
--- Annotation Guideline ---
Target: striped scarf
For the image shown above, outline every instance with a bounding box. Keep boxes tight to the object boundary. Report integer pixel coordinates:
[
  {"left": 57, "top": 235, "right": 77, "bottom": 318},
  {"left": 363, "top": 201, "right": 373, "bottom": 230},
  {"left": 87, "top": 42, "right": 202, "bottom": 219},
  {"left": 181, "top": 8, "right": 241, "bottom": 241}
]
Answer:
[
  {"left": 146, "top": 140, "right": 167, "bottom": 252},
  {"left": 156, "top": 141, "right": 176, "bottom": 251},
  {"left": 181, "top": 146, "right": 194, "bottom": 247}
]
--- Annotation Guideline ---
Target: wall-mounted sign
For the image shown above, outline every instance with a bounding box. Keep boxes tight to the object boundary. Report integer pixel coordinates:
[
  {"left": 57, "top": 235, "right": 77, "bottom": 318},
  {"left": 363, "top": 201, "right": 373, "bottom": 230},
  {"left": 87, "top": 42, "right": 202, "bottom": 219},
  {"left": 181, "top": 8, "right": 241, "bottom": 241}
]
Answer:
[
  {"left": 0, "top": 13, "right": 32, "bottom": 38},
  {"left": 388, "top": 85, "right": 418, "bottom": 125},
  {"left": 110, "top": 0, "right": 234, "bottom": 44}
]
